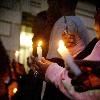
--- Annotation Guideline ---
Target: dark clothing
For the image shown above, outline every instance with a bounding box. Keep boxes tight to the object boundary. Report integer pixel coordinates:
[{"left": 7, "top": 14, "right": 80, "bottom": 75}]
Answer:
[
  {"left": 12, "top": 73, "right": 42, "bottom": 100},
  {"left": 75, "top": 38, "right": 98, "bottom": 60},
  {"left": 43, "top": 83, "right": 70, "bottom": 100}
]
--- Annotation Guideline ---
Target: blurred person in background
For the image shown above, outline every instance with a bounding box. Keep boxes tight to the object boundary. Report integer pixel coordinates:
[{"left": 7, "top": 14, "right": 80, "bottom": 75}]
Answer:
[{"left": 0, "top": 38, "right": 11, "bottom": 100}]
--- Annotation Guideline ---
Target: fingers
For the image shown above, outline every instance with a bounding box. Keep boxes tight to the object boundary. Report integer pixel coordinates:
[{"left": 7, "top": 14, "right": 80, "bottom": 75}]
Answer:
[
  {"left": 29, "top": 57, "right": 53, "bottom": 78},
  {"left": 36, "top": 60, "right": 45, "bottom": 68},
  {"left": 41, "top": 57, "right": 52, "bottom": 65},
  {"left": 41, "top": 57, "right": 47, "bottom": 63},
  {"left": 33, "top": 64, "right": 40, "bottom": 71}
]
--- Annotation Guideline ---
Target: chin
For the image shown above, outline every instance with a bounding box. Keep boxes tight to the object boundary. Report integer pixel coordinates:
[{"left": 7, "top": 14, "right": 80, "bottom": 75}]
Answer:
[{"left": 97, "top": 35, "right": 100, "bottom": 40}]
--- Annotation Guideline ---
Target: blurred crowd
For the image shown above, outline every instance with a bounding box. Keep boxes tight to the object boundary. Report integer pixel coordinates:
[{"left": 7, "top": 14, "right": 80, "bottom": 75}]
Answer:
[{"left": 0, "top": 39, "right": 42, "bottom": 100}]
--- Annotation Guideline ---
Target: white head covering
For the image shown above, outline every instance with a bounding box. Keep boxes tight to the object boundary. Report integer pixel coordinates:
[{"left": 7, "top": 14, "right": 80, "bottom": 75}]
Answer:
[{"left": 47, "top": 16, "right": 88, "bottom": 59}]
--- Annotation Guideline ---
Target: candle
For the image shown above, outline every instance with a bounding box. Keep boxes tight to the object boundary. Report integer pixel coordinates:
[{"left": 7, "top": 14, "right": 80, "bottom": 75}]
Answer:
[
  {"left": 57, "top": 40, "right": 69, "bottom": 61},
  {"left": 29, "top": 46, "right": 33, "bottom": 56},
  {"left": 57, "top": 40, "right": 81, "bottom": 76},
  {"left": 37, "top": 41, "right": 42, "bottom": 60},
  {"left": 15, "top": 50, "right": 19, "bottom": 62}
]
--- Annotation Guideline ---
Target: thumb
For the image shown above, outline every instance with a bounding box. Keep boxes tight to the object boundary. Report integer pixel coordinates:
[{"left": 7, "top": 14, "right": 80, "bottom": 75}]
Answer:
[
  {"left": 36, "top": 60, "right": 45, "bottom": 67},
  {"left": 41, "top": 58, "right": 51, "bottom": 64}
]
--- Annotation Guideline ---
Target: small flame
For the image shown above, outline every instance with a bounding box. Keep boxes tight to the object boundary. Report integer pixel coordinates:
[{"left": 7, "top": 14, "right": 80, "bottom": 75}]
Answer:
[
  {"left": 13, "top": 88, "right": 18, "bottom": 94},
  {"left": 15, "top": 51, "right": 19, "bottom": 57},
  {"left": 58, "top": 40, "right": 65, "bottom": 48},
  {"left": 38, "top": 41, "right": 42, "bottom": 47}
]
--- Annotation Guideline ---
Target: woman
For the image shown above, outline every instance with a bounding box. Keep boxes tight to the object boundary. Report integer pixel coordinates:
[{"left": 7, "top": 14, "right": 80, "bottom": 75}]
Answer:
[{"left": 34, "top": 5, "right": 100, "bottom": 100}]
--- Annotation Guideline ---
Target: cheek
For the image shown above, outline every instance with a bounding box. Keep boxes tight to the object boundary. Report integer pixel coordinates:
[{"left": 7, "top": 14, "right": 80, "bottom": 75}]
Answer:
[
  {"left": 96, "top": 32, "right": 100, "bottom": 39},
  {"left": 94, "top": 24, "right": 100, "bottom": 39},
  {"left": 94, "top": 24, "right": 100, "bottom": 34},
  {"left": 94, "top": 24, "right": 99, "bottom": 31}
]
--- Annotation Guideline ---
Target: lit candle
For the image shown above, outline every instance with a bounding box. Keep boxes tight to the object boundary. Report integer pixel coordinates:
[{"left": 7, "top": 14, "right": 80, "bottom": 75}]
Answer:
[
  {"left": 57, "top": 40, "right": 81, "bottom": 76},
  {"left": 37, "top": 41, "right": 42, "bottom": 60},
  {"left": 29, "top": 46, "right": 33, "bottom": 56},
  {"left": 13, "top": 88, "right": 18, "bottom": 94},
  {"left": 15, "top": 50, "right": 19, "bottom": 62},
  {"left": 57, "top": 40, "right": 69, "bottom": 61}
]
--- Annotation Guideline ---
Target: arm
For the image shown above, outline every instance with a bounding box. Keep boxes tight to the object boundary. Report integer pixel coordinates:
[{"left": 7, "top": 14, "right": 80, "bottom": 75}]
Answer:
[
  {"left": 45, "top": 62, "right": 100, "bottom": 100},
  {"left": 36, "top": 58, "right": 100, "bottom": 100}
]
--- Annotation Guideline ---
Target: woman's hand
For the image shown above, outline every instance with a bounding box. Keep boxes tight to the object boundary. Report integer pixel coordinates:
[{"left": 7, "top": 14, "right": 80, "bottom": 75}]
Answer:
[
  {"left": 36, "top": 58, "right": 53, "bottom": 76},
  {"left": 29, "top": 57, "right": 53, "bottom": 79}
]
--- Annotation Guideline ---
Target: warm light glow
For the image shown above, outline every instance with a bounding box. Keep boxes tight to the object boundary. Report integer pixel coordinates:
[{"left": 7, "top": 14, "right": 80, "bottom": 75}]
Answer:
[
  {"left": 29, "top": 45, "right": 33, "bottom": 56},
  {"left": 8, "top": 81, "right": 18, "bottom": 99},
  {"left": 15, "top": 50, "right": 19, "bottom": 62},
  {"left": 37, "top": 41, "right": 42, "bottom": 60},
  {"left": 20, "top": 31, "right": 33, "bottom": 47},
  {"left": 58, "top": 40, "right": 65, "bottom": 48},
  {"left": 15, "top": 51, "right": 19, "bottom": 57},
  {"left": 38, "top": 41, "right": 42, "bottom": 47},
  {"left": 57, "top": 40, "right": 69, "bottom": 60},
  {"left": 29, "top": 46, "right": 33, "bottom": 52},
  {"left": 57, "top": 40, "right": 81, "bottom": 76},
  {"left": 13, "top": 88, "right": 18, "bottom": 94}
]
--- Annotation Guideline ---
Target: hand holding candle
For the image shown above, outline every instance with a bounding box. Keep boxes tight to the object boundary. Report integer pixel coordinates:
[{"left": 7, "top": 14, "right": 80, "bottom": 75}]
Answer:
[
  {"left": 57, "top": 40, "right": 81, "bottom": 76},
  {"left": 37, "top": 41, "right": 42, "bottom": 60}
]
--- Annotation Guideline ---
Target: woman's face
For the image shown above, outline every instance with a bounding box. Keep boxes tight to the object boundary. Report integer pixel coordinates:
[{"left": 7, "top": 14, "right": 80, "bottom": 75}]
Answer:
[{"left": 94, "top": 10, "right": 100, "bottom": 39}]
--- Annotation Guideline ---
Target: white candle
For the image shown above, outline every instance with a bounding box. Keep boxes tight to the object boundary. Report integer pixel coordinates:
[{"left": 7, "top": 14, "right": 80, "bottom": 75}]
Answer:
[
  {"left": 15, "top": 50, "right": 19, "bottom": 62},
  {"left": 37, "top": 41, "right": 42, "bottom": 60},
  {"left": 57, "top": 40, "right": 81, "bottom": 76},
  {"left": 29, "top": 46, "right": 33, "bottom": 56},
  {"left": 57, "top": 40, "right": 69, "bottom": 61}
]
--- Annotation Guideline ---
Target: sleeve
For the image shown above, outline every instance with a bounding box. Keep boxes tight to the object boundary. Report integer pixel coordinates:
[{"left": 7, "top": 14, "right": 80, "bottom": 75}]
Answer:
[
  {"left": 45, "top": 63, "right": 74, "bottom": 99},
  {"left": 45, "top": 63, "right": 100, "bottom": 100}
]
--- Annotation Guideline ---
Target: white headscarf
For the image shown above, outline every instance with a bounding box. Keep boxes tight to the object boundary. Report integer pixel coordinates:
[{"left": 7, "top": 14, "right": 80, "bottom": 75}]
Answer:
[{"left": 47, "top": 16, "right": 88, "bottom": 59}]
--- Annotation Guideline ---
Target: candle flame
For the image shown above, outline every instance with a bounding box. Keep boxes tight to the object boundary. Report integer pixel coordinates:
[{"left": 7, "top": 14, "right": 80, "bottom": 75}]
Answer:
[
  {"left": 57, "top": 40, "right": 69, "bottom": 60},
  {"left": 15, "top": 51, "right": 19, "bottom": 57},
  {"left": 38, "top": 41, "right": 42, "bottom": 47},
  {"left": 13, "top": 88, "right": 18, "bottom": 94},
  {"left": 58, "top": 40, "right": 65, "bottom": 48}
]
